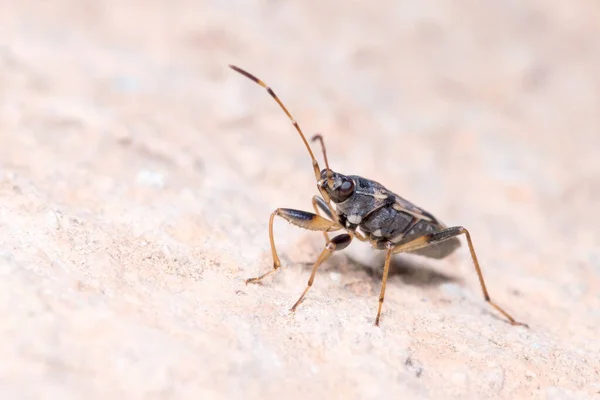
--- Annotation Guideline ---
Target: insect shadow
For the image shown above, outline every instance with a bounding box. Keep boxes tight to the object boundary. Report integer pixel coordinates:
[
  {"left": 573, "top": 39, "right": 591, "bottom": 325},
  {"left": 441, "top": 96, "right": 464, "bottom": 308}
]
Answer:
[
  {"left": 297, "top": 251, "right": 462, "bottom": 288},
  {"left": 339, "top": 253, "right": 463, "bottom": 288}
]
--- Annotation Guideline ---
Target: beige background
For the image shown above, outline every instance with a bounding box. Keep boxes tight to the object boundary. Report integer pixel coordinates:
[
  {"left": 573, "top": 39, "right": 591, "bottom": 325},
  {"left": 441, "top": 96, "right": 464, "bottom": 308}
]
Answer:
[{"left": 1, "top": 1, "right": 599, "bottom": 399}]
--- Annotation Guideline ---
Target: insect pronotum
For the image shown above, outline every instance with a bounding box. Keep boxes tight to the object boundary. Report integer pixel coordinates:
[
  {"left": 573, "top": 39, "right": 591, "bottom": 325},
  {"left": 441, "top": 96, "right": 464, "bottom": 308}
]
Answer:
[{"left": 229, "top": 64, "right": 527, "bottom": 327}]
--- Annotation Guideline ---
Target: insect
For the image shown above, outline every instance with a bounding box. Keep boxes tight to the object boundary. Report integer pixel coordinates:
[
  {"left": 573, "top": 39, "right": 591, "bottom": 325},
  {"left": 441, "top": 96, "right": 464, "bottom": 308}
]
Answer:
[{"left": 229, "top": 64, "right": 527, "bottom": 327}]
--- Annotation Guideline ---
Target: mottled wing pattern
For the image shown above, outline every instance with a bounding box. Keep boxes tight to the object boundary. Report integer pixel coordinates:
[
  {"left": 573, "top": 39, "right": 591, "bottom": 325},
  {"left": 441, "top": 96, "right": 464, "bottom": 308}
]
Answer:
[
  {"left": 391, "top": 193, "right": 438, "bottom": 223},
  {"left": 391, "top": 193, "right": 462, "bottom": 259}
]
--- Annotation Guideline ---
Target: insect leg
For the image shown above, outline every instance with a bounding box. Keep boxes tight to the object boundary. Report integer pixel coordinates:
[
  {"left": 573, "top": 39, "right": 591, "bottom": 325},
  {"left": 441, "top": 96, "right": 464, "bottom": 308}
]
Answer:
[
  {"left": 353, "top": 230, "right": 369, "bottom": 242},
  {"left": 375, "top": 244, "right": 394, "bottom": 326},
  {"left": 312, "top": 195, "right": 335, "bottom": 220},
  {"left": 246, "top": 208, "right": 343, "bottom": 284},
  {"left": 390, "top": 226, "right": 527, "bottom": 327},
  {"left": 312, "top": 195, "right": 336, "bottom": 242},
  {"left": 290, "top": 233, "right": 352, "bottom": 311}
]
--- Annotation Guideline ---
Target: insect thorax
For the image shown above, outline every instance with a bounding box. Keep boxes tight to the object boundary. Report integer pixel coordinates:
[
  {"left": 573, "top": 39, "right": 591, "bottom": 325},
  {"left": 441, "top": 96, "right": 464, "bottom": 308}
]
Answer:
[{"left": 333, "top": 175, "right": 394, "bottom": 225}]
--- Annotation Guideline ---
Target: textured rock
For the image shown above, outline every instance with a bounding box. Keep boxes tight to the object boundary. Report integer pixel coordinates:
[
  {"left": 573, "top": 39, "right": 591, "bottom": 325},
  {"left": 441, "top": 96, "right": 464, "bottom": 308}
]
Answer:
[{"left": 1, "top": 1, "right": 599, "bottom": 399}]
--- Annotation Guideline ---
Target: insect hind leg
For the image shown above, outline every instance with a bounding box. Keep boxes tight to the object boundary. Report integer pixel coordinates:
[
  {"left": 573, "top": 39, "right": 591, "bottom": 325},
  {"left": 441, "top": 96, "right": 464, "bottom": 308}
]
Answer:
[
  {"left": 246, "top": 208, "right": 342, "bottom": 284},
  {"left": 386, "top": 226, "right": 527, "bottom": 327}
]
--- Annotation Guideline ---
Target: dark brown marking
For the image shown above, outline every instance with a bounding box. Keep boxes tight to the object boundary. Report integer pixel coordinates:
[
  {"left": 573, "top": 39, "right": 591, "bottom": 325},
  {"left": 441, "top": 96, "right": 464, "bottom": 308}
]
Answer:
[
  {"left": 229, "top": 64, "right": 261, "bottom": 84},
  {"left": 330, "top": 233, "right": 352, "bottom": 250}
]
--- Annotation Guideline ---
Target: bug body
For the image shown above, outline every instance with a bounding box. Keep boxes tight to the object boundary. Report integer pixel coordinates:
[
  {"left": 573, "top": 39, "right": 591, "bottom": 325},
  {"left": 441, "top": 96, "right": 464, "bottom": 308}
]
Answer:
[
  {"left": 321, "top": 170, "right": 459, "bottom": 256},
  {"left": 229, "top": 64, "right": 526, "bottom": 327}
]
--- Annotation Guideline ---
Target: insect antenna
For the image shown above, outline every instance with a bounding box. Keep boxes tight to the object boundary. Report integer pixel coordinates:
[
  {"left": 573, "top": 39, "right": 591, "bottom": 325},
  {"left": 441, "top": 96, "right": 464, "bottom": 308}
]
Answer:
[
  {"left": 228, "top": 65, "right": 321, "bottom": 181},
  {"left": 311, "top": 134, "right": 334, "bottom": 188}
]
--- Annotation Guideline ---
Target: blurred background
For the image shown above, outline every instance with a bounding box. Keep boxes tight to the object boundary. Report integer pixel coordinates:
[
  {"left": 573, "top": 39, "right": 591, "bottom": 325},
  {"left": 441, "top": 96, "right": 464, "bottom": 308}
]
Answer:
[{"left": 1, "top": 1, "right": 599, "bottom": 399}]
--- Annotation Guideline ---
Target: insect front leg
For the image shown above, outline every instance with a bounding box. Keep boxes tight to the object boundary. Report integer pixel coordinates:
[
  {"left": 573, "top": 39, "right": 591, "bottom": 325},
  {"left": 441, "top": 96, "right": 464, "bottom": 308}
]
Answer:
[
  {"left": 290, "top": 233, "right": 352, "bottom": 312},
  {"left": 385, "top": 226, "right": 527, "bottom": 327},
  {"left": 312, "top": 195, "right": 336, "bottom": 242},
  {"left": 246, "top": 208, "right": 342, "bottom": 284}
]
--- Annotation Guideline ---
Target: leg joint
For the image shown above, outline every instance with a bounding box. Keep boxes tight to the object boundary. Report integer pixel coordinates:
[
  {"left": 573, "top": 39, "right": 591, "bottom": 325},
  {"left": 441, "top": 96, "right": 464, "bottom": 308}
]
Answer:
[{"left": 330, "top": 233, "right": 352, "bottom": 250}]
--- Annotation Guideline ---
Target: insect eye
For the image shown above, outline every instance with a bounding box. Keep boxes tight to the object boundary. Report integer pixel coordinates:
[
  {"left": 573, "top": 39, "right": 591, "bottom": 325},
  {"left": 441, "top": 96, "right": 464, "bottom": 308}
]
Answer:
[{"left": 338, "top": 179, "right": 355, "bottom": 198}]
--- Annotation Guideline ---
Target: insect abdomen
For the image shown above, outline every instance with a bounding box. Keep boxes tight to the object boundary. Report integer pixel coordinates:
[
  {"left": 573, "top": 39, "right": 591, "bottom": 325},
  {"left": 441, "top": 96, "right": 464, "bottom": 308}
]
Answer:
[{"left": 398, "top": 220, "right": 461, "bottom": 259}]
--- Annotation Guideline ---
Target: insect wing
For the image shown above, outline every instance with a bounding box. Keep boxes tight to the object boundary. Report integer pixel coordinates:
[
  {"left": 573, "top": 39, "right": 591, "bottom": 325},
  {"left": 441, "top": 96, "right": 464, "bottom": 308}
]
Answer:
[{"left": 391, "top": 194, "right": 436, "bottom": 223}]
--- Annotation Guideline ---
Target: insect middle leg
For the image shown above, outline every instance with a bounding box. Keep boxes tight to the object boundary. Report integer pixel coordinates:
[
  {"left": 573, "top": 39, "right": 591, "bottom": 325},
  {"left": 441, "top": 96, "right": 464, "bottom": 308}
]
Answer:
[
  {"left": 290, "top": 233, "right": 352, "bottom": 311},
  {"left": 375, "top": 226, "right": 527, "bottom": 326},
  {"left": 374, "top": 244, "right": 395, "bottom": 326},
  {"left": 246, "top": 208, "right": 342, "bottom": 284}
]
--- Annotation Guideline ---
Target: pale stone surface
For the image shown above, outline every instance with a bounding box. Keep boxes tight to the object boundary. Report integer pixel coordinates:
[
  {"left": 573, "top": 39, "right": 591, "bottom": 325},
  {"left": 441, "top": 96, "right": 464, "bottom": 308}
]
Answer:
[{"left": 1, "top": 1, "right": 599, "bottom": 399}]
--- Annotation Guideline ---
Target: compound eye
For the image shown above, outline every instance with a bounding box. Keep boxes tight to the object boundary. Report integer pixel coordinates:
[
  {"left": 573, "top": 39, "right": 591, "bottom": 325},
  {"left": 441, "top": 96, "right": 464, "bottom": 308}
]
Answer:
[{"left": 337, "top": 178, "right": 355, "bottom": 199}]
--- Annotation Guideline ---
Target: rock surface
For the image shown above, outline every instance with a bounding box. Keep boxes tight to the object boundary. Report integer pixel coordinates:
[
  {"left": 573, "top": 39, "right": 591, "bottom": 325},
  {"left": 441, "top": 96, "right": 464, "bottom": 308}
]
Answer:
[{"left": 1, "top": 1, "right": 599, "bottom": 399}]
